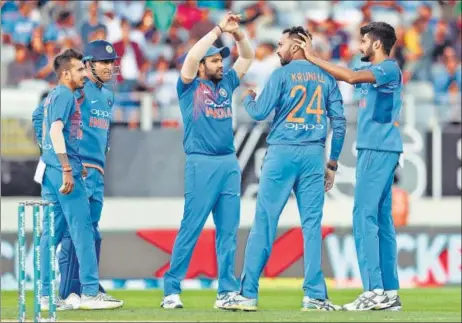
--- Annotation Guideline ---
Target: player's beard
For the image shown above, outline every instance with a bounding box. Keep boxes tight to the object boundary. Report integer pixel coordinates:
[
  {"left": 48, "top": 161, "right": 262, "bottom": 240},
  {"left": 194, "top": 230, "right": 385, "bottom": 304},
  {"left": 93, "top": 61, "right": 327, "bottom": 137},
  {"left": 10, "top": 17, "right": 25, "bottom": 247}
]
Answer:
[
  {"left": 207, "top": 67, "right": 223, "bottom": 83},
  {"left": 360, "top": 44, "right": 374, "bottom": 62},
  {"left": 278, "top": 53, "right": 291, "bottom": 66},
  {"left": 72, "top": 78, "right": 85, "bottom": 90}
]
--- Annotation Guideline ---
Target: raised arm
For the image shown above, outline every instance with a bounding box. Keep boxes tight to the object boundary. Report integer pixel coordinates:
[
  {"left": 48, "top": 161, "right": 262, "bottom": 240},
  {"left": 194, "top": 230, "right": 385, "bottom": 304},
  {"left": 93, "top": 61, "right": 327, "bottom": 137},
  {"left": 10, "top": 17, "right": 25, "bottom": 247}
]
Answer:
[
  {"left": 181, "top": 12, "right": 241, "bottom": 84},
  {"left": 293, "top": 33, "right": 376, "bottom": 84},
  {"left": 230, "top": 30, "right": 255, "bottom": 79}
]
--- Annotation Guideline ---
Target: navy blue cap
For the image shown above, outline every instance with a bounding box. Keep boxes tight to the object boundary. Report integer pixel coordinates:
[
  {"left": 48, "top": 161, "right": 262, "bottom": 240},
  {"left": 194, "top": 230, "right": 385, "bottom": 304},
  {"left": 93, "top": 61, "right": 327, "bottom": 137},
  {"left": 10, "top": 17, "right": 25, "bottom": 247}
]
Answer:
[
  {"left": 83, "top": 40, "right": 118, "bottom": 62},
  {"left": 202, "top": 46, "right": 230, "bottom": 60}
]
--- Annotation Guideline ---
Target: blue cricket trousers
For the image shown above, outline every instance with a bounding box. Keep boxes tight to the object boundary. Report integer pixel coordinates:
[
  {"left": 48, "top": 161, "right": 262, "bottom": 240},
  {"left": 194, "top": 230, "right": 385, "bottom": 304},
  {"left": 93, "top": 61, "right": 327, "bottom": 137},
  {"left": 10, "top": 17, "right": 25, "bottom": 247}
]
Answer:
[
  {"left": 58, "top": 167, "right": 105, "bottom": 298},
  {"left": 240, "top": 144, "right": 328, "bottom": 300},
  {"left": 353, "top": 149, "right": 400, "bottom": 291},
  {"left": 163, "top": 153, "right": 241, "bottom": 296},
  {"left": 39, "top": 166, "right": 99, "bottom": 297}
]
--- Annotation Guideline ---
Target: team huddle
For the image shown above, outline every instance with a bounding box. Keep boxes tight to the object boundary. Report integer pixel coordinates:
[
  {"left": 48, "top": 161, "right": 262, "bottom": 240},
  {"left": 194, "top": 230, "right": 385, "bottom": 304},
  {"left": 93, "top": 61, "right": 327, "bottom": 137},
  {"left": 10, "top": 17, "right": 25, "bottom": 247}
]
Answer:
[{"left": 33, "top": 12, "right": 403, "bottom": 313}]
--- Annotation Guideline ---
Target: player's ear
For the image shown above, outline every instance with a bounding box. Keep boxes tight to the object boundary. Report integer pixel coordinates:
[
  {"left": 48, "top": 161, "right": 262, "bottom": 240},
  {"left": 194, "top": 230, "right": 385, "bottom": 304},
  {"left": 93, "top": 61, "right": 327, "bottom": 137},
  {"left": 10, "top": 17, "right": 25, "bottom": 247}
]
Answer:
[{"left": 291, "top": 43, "right": 300, "bottom": 54}]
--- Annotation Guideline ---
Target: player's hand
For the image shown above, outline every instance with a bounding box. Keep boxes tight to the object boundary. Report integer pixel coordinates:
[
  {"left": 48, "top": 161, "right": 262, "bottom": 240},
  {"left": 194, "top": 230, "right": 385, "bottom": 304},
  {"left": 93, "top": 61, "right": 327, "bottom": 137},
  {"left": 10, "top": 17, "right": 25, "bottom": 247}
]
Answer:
[
  {"left": 293, "top": 32, "right": 315, "bottom": 59},
  {"left": 242, "top": 89, "right": 256, "bottom": 101},
  {"left": 218, "top": 12, "right": 241, "bottom": 33},
  {"left": 59, "top": 170, "right": 74, "bottom": 195},
  {"left": 82, "top": 165, "right": 88, "bottom": 179},
  {"left": 324, "top": 168, "right": 335, "bottom": 192}
]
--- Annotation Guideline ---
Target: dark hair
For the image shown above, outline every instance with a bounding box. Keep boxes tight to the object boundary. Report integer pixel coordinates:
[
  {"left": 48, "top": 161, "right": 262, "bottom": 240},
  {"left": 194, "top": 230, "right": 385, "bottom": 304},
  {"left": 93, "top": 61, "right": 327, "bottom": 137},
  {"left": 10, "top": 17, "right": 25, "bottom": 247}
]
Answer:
[
  {"left": 282, "top": 26, "right": 313, "bottom": 41},
  {"left": 53, "top": 48, "right": 83, "bottom": 77},
  {"left": 360, "top": 22, "right": 397, "bottom": 56}
]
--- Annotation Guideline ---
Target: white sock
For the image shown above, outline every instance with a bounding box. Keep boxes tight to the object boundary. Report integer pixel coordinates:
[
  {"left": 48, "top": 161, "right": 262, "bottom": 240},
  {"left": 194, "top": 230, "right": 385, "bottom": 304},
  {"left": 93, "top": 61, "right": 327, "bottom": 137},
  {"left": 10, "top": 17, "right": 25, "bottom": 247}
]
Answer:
[
  {"left": 372, "top": 289, "right": 384, "bottom": 295},
  {"left": 386, "top": 290, "right": 398, "bottom": 298}
]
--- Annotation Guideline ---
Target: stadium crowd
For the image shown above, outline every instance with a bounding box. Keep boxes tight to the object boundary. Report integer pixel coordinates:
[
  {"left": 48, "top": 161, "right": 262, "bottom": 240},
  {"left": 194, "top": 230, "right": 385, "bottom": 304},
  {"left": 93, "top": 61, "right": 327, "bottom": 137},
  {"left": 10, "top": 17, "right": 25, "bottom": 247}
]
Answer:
[{"left": 1, "top": 0, "right": 461, "bottom": 124}]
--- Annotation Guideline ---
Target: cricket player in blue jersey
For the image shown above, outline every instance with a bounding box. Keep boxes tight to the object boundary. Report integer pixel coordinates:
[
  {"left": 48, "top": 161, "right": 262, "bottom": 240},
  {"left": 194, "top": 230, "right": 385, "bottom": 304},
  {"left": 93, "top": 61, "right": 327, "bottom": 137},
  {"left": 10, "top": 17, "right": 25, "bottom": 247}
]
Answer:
[
  {"left": 295, "top": 22, "right": 403, "bottom": 311},
  {"left": 37, "top": 48, "right": 118, "bottom": 311},
  {"left": 161, "top": 12, "right": 254, "bottom": 309},
  {"left": 33, "top": 41, "right": 123, "bottom": 310},
  {"left": 222, "top": 26, "right": 346, "bottom": 312}
]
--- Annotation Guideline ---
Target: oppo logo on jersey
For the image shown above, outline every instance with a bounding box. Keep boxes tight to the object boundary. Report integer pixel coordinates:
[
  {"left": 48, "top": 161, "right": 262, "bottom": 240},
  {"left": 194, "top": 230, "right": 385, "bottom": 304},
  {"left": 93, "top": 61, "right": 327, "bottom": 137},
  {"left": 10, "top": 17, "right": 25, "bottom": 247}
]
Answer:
[
  {"left": 91, "top": 109, "right": 112, "bottom": 118},
  {"left": 89, "top": 109, "right": 111, "bottom": 130},
  {"left": 285, "top": 123, "right": 324, "bottom": 131}
]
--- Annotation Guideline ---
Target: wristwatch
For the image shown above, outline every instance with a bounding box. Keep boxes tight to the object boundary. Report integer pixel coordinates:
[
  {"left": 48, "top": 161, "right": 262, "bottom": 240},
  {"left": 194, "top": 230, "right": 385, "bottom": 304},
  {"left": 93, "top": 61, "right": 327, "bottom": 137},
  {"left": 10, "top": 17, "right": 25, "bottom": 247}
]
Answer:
[{"left": 326, "top": 163, "right": 338, "bottom": 172}]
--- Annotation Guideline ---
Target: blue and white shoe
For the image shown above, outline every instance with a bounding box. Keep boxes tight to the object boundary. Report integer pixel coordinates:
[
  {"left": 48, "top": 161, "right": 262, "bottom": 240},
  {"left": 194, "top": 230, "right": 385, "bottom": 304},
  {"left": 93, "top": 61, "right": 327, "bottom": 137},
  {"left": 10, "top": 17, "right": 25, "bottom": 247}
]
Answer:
[
  {"left": 377, "top": 295, "right": 402, "bottom": 312},
  {"left": 301, "top": 297, "right": 342, "bottom": 311},
  {"left": 160, "top": 294, "right": 183, "bottom": 309},
  {"left": 343, "top": 290, "right": 392, "bottom": 311},
  {"left": 214, "top": 291, "right": 238, "bottom": 309},
  {"left": 221, "top": 294, "right": 258, "bottom": 312}
]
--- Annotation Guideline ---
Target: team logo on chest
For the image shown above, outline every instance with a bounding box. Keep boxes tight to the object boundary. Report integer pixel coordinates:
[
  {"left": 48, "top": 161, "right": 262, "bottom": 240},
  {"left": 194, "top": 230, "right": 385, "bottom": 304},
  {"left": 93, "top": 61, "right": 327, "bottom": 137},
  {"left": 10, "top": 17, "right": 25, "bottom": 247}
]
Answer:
[{"left": 219, "top": 88, "right": 227, "bottom": 98}]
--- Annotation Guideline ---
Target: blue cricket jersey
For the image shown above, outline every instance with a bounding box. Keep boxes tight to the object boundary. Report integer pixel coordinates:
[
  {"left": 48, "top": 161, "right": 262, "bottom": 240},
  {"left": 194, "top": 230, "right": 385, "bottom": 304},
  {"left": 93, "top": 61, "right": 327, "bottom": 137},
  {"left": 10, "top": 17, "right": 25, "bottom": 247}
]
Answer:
[
  {"left": 243, "top": 60, "right": 346, "bottom": 161},
  {"left": 40, "top": 85, "right": 83, "bottom": 176},
  {"left": 33, "top": 79, "right": 113, "bottom": 173},
  {"left": 177, "top": 69, "right": 240, "bottom": 156},
  {"left": 76, "top": 80, "right": 114, "bottom": 173},
  {"left": 354, "top": 59, "right": 403, "bottom": 153}
]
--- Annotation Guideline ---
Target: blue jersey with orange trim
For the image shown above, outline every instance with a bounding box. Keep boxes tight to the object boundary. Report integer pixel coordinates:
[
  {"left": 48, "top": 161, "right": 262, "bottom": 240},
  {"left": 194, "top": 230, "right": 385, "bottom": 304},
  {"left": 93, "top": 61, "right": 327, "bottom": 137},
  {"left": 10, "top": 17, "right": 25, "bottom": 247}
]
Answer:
[
  {"left": 40, "top": 85, "right": 84, "bottom": 176},
  {"left": 243, "top": 60, "right": 346, "bottom": 161},
  {"left": 76, "top": 80, "right": 114, "bottom": 171},
  {"left": 177, "top": 69, "right": 240, "bottom": 156},
  {"left": 354, "top": 59, "right": 403, "bottom": 153}
]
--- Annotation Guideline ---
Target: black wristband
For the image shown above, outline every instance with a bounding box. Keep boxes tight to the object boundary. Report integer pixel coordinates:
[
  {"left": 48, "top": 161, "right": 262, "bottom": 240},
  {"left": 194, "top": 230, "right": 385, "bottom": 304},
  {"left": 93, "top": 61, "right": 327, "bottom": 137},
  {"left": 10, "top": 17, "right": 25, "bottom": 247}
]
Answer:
[
  {"left": 326, "top": 163, "right": 338, "bottom": 172},
  {"left": 216, "top": 25, "right": 223, "bottom": 33}
]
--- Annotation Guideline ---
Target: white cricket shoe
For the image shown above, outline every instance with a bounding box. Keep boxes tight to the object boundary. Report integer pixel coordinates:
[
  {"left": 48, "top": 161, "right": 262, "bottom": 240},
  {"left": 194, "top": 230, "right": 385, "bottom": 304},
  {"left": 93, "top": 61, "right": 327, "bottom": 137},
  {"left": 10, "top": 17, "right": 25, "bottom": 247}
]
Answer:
[
  {"left": 343, "top": 290, "right": 393, "bottom": 311},
  {"left": 221, "top": 294, "right": 258, "bottom": 312},
  {"left": 64, "top": 293, "right": 81, "bottom": 310},
  {"left": 376, "top": 295, "right": 402, "bottom": 311},
  {"left": 301, "top": 297, "right": 342, "bottom": 311},
  {"left": 79, "top": 292, "right": 124, "bottom": 310},
  {"left": 40, "top": 296, "right": 74, "bottom": 311},
  {"left": 160, "top": 294, "right": 184, "bottom": 309},
  {"left": 214, "top": 291, "right": 238, "bottom": 309}
]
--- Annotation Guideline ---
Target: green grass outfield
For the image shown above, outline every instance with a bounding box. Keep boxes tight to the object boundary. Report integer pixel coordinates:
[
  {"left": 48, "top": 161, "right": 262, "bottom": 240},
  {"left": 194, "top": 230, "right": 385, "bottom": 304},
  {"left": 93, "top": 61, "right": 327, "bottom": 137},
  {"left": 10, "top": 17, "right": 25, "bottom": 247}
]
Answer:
[{"left": 1, "top": 288, "right": 461, "bottom": 322}]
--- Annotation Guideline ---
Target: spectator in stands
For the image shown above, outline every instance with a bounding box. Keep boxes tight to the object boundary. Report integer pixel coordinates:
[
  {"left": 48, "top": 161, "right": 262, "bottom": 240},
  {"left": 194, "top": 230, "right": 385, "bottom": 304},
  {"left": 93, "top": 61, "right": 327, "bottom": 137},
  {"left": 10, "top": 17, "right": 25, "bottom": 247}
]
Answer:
[
  {"left": 175, "top": 0, "right": 203, "bottom": 30},
  {"left": 165, "top": 22, "right": 186, "bottom": 52},
  {"left": 80, "top": 0, "right": 107, "bottom": 45},
  {"left": 431, "top": 46, "right": 461, "bottom": 122},
  {"left": 144, "top": 29, "right": 174, "bottom": 64},
  {"left": 113, "top": 18, "right": 146, "bottom": 92},
  {"left": 39, "top": 0, "right": 78, "bottom": 26},
  {"left": 243, "top": 42, "right": 278, "bottom": 93},
  {"left": 98, "top": 2, "right": 121, "bottom": 44},
  {"left": 146, "top": 0, "right": 177, "bottom": 33},
  {"left": 87, "top": 25, "right": 107, "bottom": 43},
  {"left": 432, "top": 21, "right": 453, "bottom": 62},
  {"left": 54, "top": 10, "right": 81, "bottom": 50},
  {"left": 5, "top": 1, "right": 38, "bottom": 46},
  {"left": 35, "top": 29, "right": 59, "bottom": 85},
  {"left": 145, "top": 56, "right": 179, "bottom": 110},
  {"left": 321, "top": 17, "right": 349, "bottom": 61},
  {"left": 1, "top": 0, "right": 20, "bottom": 43},
  {"left": 114, "top": 0, "right": 145, "bottom": 25},
  {"left": 30, "top": 26, "right": 45, "bottom": 63},
  {"left": 189, "top": 8, "right": 225, "bottom": 48},
  {"left": 130, "top": 9, "right": 156, "bottom": 53},
  {"left": 391, "top": 26, "right": 406, "bottom": 70},
  {"left": 5, "top": 43, "right": 36, "bottom": 87},
  {"left": 404, "top": 17, "right": 428, "bottom": 81}
]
